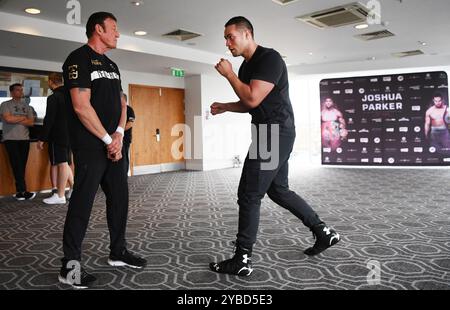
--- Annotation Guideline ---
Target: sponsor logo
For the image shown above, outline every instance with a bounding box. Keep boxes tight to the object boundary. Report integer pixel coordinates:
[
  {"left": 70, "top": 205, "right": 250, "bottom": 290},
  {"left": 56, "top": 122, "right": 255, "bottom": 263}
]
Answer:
[
  {"left": 386, "top": 128, "right": 395, "bottom": 132},
  {"left": 399, "top": 127, "right": 408, "bottom": 132},
  {"left": 372, "top": 118, "right": 382, "bottom": 123},
  {"left": 370, "top": 78, "right": 378, "bottom": 82},
  {"left": 401, "top": 137, "right": 407, "bottom": 143},
  {"left": 414, "top": 126, "right": 421, "bottom": 133},
  {"left": 359, "top": 129, "right": 369, "bottom": 133},
  {"left": 323, "top": 148, "right": 331, "bottom": 153},
  {"left": 333, "top": 90, "right": 341, "bottom": 94},
  {"left": 359, "top": 88, "right": 365, "bottom": 94},
  {"left": 429, "top": 147, "right": 436, "bottom": 153},
  {"left": 385, "top": 118, "right": 396, "bottom": 122},
  {"left": 374, "top": 158, "right": 383, "bottom": 163},
  {"left": 399, "top": 117, "right": 410, "bottom": 122},
  {"left": 397, "top": 76, "right": 404, "bottom": 82},
  {"left": 360, "top": 138, "right": 369, "bottom": 143},
  {"left": 374, "top": 137, "right": 381, "bottom": 144},
  {"left": 345, "top": 109, "right": 355, "bottom": 114},
  {"left": 348, "top": 139, "right": 356, "bottom": 143},
  {"left": 400, "top": 148, "right": 409, "bottom": 153},
  {"left": 410, "top": 85, "right": 421, "bottom": 90},
  {"left": 412, "top": 106, "right": 421, "bottom": 111},
  {"left": 361, "top": 158, "right": 369, "bottom": 163},
  {"left": 345, "top": 89, "right": 354, "bottom": 94},
  {"left": 336, "top": 148, "right": 343, "bottom": 154},
  {"left": 414, "top": 147, "right": 423, "bottom": 153},
  {"left": 388, "top": 157, "right": 395, "bottom": 164},
  {"left": 383, "top": 76, "right": 392, "bottom": 82}
]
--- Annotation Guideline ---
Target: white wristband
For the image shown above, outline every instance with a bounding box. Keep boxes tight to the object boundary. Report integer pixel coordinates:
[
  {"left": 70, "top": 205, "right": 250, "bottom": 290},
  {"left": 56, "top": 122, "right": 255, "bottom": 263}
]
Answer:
[
  {"left": 102, "top": 134, "right": 113, "bottom": 145},
  {"left": 116, "top": 126, "right": 125, "bottom": 136}
]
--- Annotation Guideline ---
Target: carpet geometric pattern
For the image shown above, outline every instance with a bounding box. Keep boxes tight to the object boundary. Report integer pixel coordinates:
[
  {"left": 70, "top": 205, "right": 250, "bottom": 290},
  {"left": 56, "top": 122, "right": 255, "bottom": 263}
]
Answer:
[{"left": 0, "top": 167, "right": 449, "bottom": 290}]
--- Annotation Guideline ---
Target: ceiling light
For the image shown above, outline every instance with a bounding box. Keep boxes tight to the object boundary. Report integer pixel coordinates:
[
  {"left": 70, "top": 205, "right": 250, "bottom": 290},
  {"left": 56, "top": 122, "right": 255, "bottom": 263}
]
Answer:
[
  {"left": 131, "top": 1, "right": 143, "bottom": 6},
  {"left": 355, "top": 24, "right": 369, "bottom": 29},
  {"left": 367, "top": 56, "right": 376, "bottom": 61},
  {"left": 418, "top": 41, "right": 427, "bottom": 46},
  {"left": 25, "top": 8, "right": 41, "bottom": 15},
  {"left": 134, "top": 31, "right": 147, "bottom": 36},
  {"left": 308, "top": 52, "right": 313, "bottom": 56}
]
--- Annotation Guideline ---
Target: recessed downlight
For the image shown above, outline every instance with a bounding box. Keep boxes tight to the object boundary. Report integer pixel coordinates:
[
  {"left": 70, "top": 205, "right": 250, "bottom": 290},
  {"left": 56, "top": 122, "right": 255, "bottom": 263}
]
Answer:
[
  {"left": 131, "top": 1, "right": 143, "bottom": 6},
  {"left": 25, "top": 8, "right": 41, "bottom": 15},
  {"left": 134, "top": 31, "right": 147, "bottom": 36},
  {"left": 355, "top": 23, "right": 369, "bottom": 30}
]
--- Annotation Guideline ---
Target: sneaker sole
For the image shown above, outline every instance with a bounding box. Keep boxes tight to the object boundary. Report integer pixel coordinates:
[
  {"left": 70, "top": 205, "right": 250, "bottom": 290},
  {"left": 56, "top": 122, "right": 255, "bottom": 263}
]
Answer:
[
  {"left": 107, "top": 259, "right": 145, "bottom": 269},
  {"left": 25, "top": 193, "right": 36, "bottom": 200},
  {"left": 58, "top": 275, "right": 89, "bottom": 289}
]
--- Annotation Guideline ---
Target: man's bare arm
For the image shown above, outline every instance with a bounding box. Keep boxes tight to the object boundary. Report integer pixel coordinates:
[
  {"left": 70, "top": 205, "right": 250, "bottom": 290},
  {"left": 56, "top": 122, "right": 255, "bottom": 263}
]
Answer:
[{"left": 70, "top": 88, "right": 109, "bottom": 139}]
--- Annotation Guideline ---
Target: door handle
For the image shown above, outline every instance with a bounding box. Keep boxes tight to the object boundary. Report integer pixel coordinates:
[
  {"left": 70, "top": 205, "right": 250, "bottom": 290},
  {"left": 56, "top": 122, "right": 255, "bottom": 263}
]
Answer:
[{"left": 154, "top": 129, "right": 160, "bottom": 142}]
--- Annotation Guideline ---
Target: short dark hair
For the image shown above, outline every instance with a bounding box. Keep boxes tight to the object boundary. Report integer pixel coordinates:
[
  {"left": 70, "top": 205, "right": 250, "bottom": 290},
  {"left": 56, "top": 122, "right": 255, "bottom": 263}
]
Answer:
[
  {"left": 86, "top": 12, "right": 117, "bottom": 39},
  {"left": 433, "top": 92, "right": 443, "bottom": 99},
  {"left": 9, "top": 83, "right": 22, "bottom": 92},
  {"left": 122, "top": 93, "right": 128, "bottom": 102},
  {"left": 225, "top": 16, "right": 254, "bottom": 38},
  {"left": 48, "top": 72, "right": 63, "bottom": 85}
]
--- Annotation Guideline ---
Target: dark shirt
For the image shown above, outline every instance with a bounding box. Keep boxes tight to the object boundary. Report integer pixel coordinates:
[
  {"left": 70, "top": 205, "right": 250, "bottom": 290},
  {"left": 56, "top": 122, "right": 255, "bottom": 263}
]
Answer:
[
  {"left": 40, "top": 86, "right": 70, "bottom": 147},
  {"left": 238, "top": 45, "right": 295, "bottom": 136},
  {"left": 123, "top": 105, "right": 135, "bottom": 146},
  {"left": 62, "top": 44, "right": 123, "bottom": 150}
]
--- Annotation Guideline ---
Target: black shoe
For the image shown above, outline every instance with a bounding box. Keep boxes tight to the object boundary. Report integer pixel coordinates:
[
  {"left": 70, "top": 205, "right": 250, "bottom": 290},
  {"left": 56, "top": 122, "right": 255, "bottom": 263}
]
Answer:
[
  {"left": 304, "top": 222, "right": 340, "bottom": 256},
  {"left": 58, "top": 263, "right": 97, "bottom": 289},
  {"left": 210, "top": 242, "right": 253, "bottom": 277},
  {"left": 14, "top": 192, "right": 25, "bottom": 201},
  {"left": 23, "top": 192, "right": 36, "bottom": 200},
  {"left": 108, "top": 249, "right": 147, "bottom": 269}
]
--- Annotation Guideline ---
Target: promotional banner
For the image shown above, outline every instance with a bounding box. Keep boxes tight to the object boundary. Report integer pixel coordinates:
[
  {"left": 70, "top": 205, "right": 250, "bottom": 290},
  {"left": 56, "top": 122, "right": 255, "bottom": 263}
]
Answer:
[{"left": 320, "top": 71, "right": 449, "bottom": 166}]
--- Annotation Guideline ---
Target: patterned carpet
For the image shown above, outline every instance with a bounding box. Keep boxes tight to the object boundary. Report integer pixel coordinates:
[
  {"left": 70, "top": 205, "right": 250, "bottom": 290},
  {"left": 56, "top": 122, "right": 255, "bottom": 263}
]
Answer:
[{"left": 0, "top": 166, "right": 449, "bottom": 290}]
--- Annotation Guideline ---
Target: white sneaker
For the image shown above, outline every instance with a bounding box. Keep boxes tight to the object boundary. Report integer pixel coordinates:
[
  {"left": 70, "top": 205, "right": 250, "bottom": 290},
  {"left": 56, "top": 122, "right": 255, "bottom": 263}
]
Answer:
[
  {"left": 43, "top": 193, "right": 66, "bottom": 205},
  {"left": 66, "top": 189, "right": 73, "bottom": 200}
]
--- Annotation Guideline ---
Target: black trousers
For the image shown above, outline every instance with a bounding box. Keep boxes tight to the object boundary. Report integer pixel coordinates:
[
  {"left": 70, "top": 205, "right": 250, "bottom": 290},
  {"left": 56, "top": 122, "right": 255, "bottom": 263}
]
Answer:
[
  {"left": 122, "top": 142, "right": 130, "bottom": 175},
  {"left": 236, "top": 134, "right": 321, "bottom": 249},
  {"left": 4, "top": 140, "right": 30, "bottom": 193},
  {"left": 62, "top": 148, "right": 129, "bottom": 262}
]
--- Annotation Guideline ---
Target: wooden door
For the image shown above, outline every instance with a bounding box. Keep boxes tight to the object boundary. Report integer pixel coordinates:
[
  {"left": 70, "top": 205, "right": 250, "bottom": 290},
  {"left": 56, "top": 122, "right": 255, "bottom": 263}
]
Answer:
[
  {"left": 129, "top": 85, "right": 185, "bottom": 174},
  {"left": 130, "top": 85, "right": 161, "bottom": 167},
  {"left": 160, "top": 88, "right": 185, "bottom": 164}
]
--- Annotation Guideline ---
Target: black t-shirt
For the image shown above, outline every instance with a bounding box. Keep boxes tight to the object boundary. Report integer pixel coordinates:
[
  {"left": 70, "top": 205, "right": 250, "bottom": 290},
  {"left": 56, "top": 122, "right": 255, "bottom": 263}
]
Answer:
[
  {"left": 238, "top": 45, "right": 295, "bottom": 136},
  {"left": 63, "top": 44, "right": 123, "bottom": 150},
  {"left": 123, "top": 105, "right": 135, "bottom": 145}
]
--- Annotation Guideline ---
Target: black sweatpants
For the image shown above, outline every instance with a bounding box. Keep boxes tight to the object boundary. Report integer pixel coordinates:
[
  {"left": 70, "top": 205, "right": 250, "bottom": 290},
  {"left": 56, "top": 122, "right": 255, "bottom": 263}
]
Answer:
[
  {"left": 4, "top": 140, "right": 30, "bottom": 193},
  {"left": 62, "top": 148, "right": 129, "bottom": 262},
  {"left": 236, "top": 134, "right": 321, "bottom": 249}
]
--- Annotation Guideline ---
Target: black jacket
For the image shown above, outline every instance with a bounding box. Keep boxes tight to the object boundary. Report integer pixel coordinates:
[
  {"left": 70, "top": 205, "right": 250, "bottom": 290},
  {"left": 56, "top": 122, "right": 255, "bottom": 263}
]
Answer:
[{"left": 40, "top": 86, "right": 70, "bottom": 147}]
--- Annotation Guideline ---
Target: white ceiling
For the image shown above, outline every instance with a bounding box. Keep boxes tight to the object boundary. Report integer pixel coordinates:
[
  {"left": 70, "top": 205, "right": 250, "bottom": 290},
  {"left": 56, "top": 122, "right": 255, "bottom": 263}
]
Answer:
[{"left": 0, "top": 0, "right": 449, "bottom": 76}]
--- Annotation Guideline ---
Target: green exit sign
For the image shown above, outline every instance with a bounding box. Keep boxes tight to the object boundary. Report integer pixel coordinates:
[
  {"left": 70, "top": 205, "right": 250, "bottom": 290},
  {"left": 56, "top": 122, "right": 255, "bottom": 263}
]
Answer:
[{"left": 171, "top": 68, "right": 185, "bottom": 77}]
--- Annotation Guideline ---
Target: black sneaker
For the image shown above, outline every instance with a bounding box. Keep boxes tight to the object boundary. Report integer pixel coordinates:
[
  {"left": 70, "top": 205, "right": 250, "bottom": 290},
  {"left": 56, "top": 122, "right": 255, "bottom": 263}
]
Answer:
[
  {"left": 23, "top": 192, "right": 36, "bottom": 200},
  {"left": 209, "top": 242, "right": 253, "bottom": 277},
  {"left": 108, "top": 249, "right": 147, "bottom": 269},
  {"left": 304, "top": 222, "right": 340, "bottom": 256},
  {"left": 58, "top": 264, "right": 97, "bottom": 289},
  {"left": 14, "top": 192, "right": 25, "bottom": 201}
]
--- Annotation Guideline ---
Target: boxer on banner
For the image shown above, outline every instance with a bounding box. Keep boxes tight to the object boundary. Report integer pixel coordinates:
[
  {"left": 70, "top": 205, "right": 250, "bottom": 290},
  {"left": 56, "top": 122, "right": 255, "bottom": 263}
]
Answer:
[
  {"left": 425, "top": 92, "right": 450, "bottom": 154},
  {"left": 321, "top": 97, "right": 347, "bottom": 151}
]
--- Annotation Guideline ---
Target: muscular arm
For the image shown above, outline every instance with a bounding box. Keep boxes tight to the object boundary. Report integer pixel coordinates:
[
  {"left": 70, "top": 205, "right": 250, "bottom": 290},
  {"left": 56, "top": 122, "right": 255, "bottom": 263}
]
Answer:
[
  {"left": 425, "top": 111, "right": 431, "bottom": 139},
  {"left": 215, "top": 59, "right": 274, "bottom": 109},
  {"left": 225, "top": 73, "right": 274, "bottom": 109},
  {"left": 70, "top": 88, "right": 109, "bottom": 139},
  {"left": 19, "top": 116, "right": 34, "bottom": 127},
  {"left": 210, "top": 101, "right": 251, "bottom": 115},
  {"left": 337, "top": 111, "right": 346, "bottom": 128}
]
